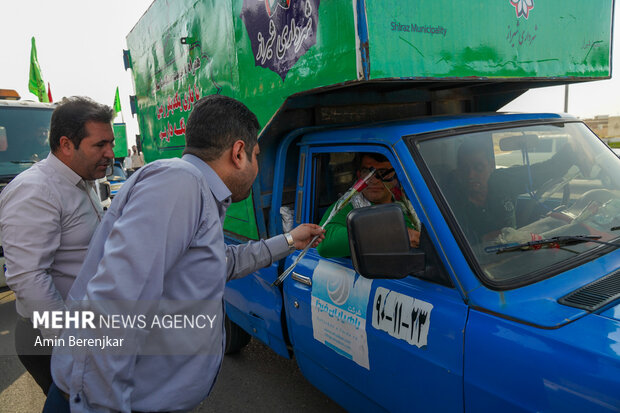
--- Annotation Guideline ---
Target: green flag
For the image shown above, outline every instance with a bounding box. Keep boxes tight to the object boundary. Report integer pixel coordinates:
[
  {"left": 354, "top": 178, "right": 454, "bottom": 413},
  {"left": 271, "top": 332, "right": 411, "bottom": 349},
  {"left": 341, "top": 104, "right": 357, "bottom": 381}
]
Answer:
[
  {"left": 113, "top": 87, "right": 122, "bottom": 115},
  {"left": 28, "top": 37, "right": 49, "bottom": 103}
]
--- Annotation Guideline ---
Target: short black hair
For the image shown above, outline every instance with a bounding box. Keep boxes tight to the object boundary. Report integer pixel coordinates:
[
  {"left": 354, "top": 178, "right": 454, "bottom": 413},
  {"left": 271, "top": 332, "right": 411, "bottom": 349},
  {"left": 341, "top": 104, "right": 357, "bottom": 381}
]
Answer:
[
  {"left": 354, "top": 152, "right": 389, "bottom": 170},
  {"left": 49, "top": 96, "right": 115, "bottom": 151},
  {"left": 183, "top": 94, "right": 259, "bottom": 161}
]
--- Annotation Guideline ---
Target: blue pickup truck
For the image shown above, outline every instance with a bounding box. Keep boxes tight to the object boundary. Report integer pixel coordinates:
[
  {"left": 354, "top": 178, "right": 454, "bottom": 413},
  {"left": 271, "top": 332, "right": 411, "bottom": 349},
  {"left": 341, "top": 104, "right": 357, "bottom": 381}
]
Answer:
[
  {"left": 126, "top": 0, "right": 618, "bottom": 410},
  {"left": 223, "top": 112, "right": 620, "bottom": 412}
]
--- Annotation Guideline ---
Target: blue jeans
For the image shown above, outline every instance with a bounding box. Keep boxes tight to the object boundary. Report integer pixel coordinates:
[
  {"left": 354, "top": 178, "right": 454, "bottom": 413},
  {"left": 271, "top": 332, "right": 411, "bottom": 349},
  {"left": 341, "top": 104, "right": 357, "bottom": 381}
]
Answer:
[{"left": 42, "top": 382, "right": 70, "bottom": 413}]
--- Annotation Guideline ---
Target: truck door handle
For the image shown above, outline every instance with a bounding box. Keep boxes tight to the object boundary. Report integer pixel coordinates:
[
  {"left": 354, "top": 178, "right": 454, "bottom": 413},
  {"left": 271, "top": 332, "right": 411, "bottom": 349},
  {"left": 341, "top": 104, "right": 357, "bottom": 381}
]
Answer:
[{"left": 291, "top": 272, "right": 312, "bottom": 287}]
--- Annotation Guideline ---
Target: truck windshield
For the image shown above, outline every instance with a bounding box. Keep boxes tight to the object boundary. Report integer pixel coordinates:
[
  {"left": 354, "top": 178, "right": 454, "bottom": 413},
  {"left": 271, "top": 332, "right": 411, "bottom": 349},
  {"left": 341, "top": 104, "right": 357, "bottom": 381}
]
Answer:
[
  {"left": 416, "top": 121, "right": 620, "bottom": 287},
  {"left": 0, "top": 106, "right": 53, "bottom": 179}
]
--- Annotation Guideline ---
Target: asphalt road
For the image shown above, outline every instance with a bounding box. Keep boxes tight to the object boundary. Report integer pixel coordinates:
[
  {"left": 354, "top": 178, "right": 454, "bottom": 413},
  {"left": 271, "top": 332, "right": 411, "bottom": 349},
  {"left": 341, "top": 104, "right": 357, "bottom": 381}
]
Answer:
[{"left": 0, "top": 289, "right": 345, "bottom": 413}]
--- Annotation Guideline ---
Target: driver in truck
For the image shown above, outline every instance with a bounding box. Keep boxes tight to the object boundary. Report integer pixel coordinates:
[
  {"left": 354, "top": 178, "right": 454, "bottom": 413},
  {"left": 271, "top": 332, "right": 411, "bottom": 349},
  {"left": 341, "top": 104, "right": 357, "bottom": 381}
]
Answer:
[{"left": 446, "top": 136, "right": 589, "bottom": 244}]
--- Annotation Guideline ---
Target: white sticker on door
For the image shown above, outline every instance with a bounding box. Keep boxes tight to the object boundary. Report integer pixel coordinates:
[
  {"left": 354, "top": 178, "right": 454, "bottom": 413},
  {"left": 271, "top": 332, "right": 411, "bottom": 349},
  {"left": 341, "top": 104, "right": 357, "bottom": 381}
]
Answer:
[
  {"left": 371, "top": 287, "right": 433, "bottom": 348},
  {"left": 311, "top": 260, "right": 373, "bottom": 370}
]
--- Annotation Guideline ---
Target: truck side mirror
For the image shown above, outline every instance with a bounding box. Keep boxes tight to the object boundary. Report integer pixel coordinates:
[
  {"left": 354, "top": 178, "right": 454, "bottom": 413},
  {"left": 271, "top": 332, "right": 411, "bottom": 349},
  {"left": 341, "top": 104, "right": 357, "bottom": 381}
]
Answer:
[{"left": 347, "top": 204, "right": 425, "bottom": 279}]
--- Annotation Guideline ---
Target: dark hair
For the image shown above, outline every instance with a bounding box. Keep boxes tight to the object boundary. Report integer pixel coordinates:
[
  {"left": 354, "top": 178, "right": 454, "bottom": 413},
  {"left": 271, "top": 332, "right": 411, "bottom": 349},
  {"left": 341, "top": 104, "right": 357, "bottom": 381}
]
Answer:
[
  {"left": 183, "top": 95, "right": 259, "bottom": 161},
  {"left": 354, "top": 152, "right": 389, "bottom": 170},
  {"left": 49, "top": 96, "right": 114, "bottom": 151},
  {"left": 457, "top": 138, "right": 494, "bottom": 167}
]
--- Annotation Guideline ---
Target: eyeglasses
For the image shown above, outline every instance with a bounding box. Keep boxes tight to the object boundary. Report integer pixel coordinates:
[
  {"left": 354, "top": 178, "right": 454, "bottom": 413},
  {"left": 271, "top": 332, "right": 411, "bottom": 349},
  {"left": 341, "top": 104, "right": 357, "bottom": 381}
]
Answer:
[{"left": 360, "top": 167, "right": 396, "bottom": 182}]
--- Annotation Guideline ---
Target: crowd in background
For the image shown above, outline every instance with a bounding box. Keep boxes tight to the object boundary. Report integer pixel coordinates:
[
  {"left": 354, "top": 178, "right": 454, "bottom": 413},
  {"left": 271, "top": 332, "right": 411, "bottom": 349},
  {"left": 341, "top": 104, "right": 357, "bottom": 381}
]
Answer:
[{"left": 122, "top": 144, "right": 144, "bottom": 173}]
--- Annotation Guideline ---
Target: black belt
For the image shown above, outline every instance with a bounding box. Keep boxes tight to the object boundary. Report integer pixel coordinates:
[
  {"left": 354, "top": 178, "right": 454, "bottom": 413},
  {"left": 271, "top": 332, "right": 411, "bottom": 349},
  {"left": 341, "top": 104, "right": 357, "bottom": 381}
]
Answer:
[
  {"left": 59, "top": 389, "right": 70, "bottom": 402},
  {"left": 60, "top": 388, "right": 170, "bottom": 412},
  {"left": 60, "top": 390, "right": 170, "bottom": 412}
]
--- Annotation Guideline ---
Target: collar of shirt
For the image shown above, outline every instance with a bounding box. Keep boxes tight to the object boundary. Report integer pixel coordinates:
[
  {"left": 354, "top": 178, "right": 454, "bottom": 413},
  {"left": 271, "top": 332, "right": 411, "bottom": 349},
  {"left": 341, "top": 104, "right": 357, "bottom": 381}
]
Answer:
[
  {"left": 45, "top": 152, "right": 84, "bottom": 187},
  {"left": 45, "top": 153, "right": 102, "bottom": 221},
  {"left": 181, "top": 154, "right": 232, "bottom": 208},
  {"left": 46, "top": 153, "right": 102, "bottom": 200}
]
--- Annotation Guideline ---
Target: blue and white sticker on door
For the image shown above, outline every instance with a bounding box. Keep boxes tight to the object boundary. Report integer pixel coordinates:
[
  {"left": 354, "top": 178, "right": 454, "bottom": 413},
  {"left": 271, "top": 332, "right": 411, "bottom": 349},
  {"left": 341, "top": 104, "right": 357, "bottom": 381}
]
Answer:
[
  {"left": 311, "top": 260, "right": 372, "bottom": 369},
  {"left": 372, "top": 287, "right": 433, "bottom": 348}
]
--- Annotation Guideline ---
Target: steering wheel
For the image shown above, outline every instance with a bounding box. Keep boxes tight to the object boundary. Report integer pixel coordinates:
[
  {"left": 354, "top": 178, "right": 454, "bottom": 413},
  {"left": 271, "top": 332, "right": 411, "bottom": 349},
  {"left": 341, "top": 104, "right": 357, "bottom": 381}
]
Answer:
[
  {"left": 573, "top": 189, "right": 615, "bottom": 209},
  {"left": 557, "top": 188, "right": 616, "bottom": 225},
  {"left": 533, "top": 175, "right": 572, "bottom": 205}
]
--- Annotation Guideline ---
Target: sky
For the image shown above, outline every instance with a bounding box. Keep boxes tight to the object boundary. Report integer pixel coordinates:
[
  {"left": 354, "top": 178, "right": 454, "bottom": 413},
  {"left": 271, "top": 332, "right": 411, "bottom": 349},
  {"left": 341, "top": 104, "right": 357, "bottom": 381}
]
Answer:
[
  {"left": 1, "top": 0, "right": 154, "bottom": 149},
  {"left": 1, "top": 0, "right": 618, "bottom": 151}
]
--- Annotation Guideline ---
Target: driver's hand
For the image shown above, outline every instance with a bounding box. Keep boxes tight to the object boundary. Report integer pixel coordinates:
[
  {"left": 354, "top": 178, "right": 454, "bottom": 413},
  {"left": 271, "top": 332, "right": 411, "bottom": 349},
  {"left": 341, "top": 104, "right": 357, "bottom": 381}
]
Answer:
[
  {"left": 408, "top": 228, "right": 420, "bottom": 248},
  {"left": 561, "top": 138, "right": 593, "bottom": 178}
]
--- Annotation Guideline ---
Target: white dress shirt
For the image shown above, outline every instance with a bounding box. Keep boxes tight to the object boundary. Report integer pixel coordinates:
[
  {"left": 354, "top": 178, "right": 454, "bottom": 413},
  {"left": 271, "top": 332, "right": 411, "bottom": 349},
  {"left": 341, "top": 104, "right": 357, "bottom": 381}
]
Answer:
[{"left": 0, "top": 153, "right": 102, "bottom": 336}]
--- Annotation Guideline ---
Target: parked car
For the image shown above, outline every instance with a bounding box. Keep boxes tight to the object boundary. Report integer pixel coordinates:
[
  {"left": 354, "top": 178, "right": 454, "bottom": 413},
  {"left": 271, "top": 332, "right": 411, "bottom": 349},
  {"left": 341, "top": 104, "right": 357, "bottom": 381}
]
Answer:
[
  {"left": 107, "top": 161, "right": 127, "bottom": 198},
  {"left": 94, "top": 178, "right": 112, "bottom": 210}
]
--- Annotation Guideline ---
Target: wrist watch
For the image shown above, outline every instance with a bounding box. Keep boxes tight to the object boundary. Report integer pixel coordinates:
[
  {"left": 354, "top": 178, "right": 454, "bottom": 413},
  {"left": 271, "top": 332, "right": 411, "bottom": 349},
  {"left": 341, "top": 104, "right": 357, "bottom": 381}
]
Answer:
[{"left": 284, "top": 232, "right": 296, "bottom": 250}]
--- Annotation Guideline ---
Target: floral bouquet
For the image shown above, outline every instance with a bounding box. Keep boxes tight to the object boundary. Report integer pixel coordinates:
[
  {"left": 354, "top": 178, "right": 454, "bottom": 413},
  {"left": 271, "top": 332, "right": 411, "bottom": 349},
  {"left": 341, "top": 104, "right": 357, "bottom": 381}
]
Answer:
[{"left": 272, "top": 167, "right": 377, "bottom": 286}]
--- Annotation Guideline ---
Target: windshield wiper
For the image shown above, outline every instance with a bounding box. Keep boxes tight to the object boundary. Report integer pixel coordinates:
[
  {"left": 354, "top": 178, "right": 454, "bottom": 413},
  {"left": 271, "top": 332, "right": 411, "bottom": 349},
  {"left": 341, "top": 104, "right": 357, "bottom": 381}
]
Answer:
[
  {"left": 483, "top": 235, "right": 620, "bottom": 254},
  {"left": 9, "top": 160, "right": 36, "bottom": 164}
]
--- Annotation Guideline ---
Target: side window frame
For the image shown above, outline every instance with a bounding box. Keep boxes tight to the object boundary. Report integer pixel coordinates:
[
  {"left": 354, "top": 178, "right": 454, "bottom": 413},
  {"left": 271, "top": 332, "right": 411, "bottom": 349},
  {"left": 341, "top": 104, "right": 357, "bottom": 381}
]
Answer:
[
  {"left": 300, "top": 144, "right": 394, "bottom": 224},
  {"left": 299, "top": 144, "right": 453, "bottom": 288}
]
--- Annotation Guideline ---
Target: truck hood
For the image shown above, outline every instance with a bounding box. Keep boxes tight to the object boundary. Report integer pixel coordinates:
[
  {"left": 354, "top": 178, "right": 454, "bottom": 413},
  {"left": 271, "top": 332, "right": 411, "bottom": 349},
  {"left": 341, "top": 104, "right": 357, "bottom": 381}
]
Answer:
[
  {"left": 556, "top": 310, "right": 620, "bottom": 364},
  {"left": 467, "top": 249, "right": 620, "bottom": 328},
  {"left": 599, "top": 301, "right": 620, "bottom": 322}
]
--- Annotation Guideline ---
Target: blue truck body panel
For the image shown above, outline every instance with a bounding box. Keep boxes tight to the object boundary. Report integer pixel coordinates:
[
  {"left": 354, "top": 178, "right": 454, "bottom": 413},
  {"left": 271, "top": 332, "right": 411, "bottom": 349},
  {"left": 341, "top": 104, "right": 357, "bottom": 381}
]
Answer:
[
  {"left": 464, "top": 309, "right": 620, "bottom": 412},
  {"left": 283, "top": 254, "right": 468, "bottom": 412}
]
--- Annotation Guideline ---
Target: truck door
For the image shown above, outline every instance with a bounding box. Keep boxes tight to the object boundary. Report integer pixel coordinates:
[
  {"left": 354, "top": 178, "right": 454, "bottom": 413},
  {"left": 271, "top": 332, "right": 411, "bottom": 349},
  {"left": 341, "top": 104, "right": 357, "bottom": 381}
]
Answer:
[{"left": 282, "top": 145, "right": 469, "bottom": 412}]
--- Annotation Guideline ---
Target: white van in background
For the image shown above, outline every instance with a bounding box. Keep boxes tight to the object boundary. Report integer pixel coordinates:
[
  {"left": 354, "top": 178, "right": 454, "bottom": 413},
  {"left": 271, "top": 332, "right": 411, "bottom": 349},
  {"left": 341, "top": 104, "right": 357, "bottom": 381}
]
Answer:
[{"left": 0, "top": 89, "right": 56, "bottom": 289}]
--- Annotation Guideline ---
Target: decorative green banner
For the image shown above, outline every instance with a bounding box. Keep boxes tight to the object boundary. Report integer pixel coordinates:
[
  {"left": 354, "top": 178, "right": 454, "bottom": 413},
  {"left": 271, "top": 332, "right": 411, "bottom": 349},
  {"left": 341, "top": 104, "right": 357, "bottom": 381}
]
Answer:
[{"left": 112, "top": 123, "right": 128, "bottom": 159}]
